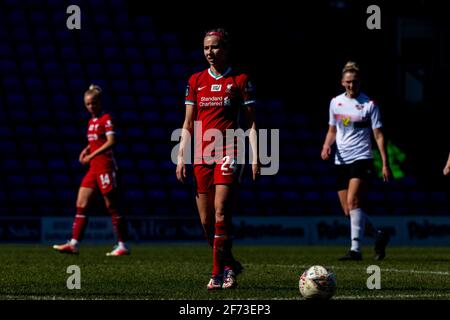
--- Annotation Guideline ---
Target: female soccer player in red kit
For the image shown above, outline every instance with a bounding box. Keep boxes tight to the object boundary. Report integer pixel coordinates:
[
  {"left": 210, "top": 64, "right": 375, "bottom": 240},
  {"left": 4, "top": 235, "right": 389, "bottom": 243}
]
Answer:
[
  {"left": 53, "top": 84, "right": 130, "bottom": 256},
  {"left": 176, "top": 29, "right": 260, "bottom": 289}
]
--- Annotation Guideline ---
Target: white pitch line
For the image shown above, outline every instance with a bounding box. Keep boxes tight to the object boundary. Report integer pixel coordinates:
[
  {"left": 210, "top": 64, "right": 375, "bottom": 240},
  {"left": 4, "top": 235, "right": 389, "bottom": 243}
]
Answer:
[{"left": 247, "top": 264, "right": 450, "bottom": 276}]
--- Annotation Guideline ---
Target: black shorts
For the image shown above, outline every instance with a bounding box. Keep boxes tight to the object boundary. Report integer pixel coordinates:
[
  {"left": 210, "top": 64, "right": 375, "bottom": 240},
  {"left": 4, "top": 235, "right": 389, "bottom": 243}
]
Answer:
[{"left": 335, "top": 159, "right": 375, "bottom": 191}]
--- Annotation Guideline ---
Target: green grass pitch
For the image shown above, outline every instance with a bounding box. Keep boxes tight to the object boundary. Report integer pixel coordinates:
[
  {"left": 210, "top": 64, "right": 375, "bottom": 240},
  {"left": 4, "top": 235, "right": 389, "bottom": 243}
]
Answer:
[{"left": 0, "top": 244, "right": 449, "bottom": 300}]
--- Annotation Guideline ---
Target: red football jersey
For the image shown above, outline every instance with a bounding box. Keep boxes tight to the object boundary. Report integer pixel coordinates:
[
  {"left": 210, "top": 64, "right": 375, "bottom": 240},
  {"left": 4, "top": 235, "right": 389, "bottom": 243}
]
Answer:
[
  {"left": 86, "top": 113, "right": 117, "bottom": 172},
  {"left": 185, "top": 67, "right": 256, "bottom": 163}
]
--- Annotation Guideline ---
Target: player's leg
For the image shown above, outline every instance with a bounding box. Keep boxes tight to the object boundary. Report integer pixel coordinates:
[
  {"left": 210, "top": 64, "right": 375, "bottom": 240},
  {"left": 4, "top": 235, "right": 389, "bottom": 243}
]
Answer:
[
  {"left": 194, "top": 165, "right": 215, "bottom": 247},
  {"left": 339, "top": 177, "right": 366, "bottom": 261},
  {"left": 53, "top": 186, "right": 96, "bottom": 254},
  {"left": 100, "top": 172, "right": 130, "bottom": 256},
  {"left": 196, "top": 189, "right": 216, "bottom": 247},
  {"left": 214, "top": 184, "right": 237, "bottom": 289}
]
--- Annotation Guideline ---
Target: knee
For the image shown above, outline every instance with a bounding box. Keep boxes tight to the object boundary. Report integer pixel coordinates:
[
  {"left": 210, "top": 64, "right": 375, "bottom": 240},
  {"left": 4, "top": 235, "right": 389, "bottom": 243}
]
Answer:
[
  {"left": 347, "top": 197, "right": 360, "bottom": 211},
  {"left": 215, "top": 208, "right": 226, "bottom": 222},
  {"left": 76, "top": 201, "right": 88, "bottom": 210}
]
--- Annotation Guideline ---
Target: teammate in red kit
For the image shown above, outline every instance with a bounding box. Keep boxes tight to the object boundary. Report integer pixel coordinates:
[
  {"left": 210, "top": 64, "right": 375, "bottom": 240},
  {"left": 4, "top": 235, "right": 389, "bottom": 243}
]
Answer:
[
  {"left": 53, "top": 84, "right": 130, "bottom": 256},
  {"left": 176, "top": 28, "right": 260, "bottom": 290}
]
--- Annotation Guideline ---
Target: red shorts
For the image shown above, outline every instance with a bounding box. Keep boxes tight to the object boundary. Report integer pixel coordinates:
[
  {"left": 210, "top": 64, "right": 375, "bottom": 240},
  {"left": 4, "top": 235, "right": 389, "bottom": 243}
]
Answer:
[
  {"left": 80, "top": 170, "right": 117, "bottom": 195},
  {"left": 193, "top": 156, "right": 243, "bottom": 193}
]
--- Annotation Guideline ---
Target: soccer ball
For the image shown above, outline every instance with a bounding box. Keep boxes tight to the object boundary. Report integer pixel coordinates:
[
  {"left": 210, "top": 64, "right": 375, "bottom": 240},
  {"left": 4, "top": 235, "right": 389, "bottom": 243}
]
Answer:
[{"left": 299, "top": 265, "right": 336, "bottom": 300}]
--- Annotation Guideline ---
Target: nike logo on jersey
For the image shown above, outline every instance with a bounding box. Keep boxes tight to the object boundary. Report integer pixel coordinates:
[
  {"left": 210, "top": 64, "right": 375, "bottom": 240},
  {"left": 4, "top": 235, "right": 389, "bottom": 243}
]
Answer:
[{"left": 198, "top": 86, "right": 207, "bottom": 91}]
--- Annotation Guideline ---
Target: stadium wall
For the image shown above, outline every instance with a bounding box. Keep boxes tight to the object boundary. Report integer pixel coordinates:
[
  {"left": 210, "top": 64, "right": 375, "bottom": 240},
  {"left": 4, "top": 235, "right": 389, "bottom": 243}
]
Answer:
[{"left": 1, "top": 216, "right": 450, "bottom": 246}]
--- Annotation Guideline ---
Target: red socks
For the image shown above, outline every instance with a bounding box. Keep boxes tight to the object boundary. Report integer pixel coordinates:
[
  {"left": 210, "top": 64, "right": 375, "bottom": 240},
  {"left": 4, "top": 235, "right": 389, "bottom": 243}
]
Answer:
[{"left": 71, "top": 207, "right": 88, "bottom": 241}]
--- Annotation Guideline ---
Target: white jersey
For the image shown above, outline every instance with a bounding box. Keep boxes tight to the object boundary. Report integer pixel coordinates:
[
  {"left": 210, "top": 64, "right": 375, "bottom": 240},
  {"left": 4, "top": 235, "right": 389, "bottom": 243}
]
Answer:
[{"left": 329, "top": 92, "right": 382, "bottom": 165}]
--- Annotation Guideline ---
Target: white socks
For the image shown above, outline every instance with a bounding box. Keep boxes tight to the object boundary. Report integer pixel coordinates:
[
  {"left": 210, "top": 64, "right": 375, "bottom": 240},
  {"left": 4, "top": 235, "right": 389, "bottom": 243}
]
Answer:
[
  {"left": 118, "top": 241, "right": 127, "bottom": 249},
  {"left": 350, "top": 208, "right": 366, "bottom": 252},
  {"left": 69, "top": 239, "right": 79, "bottom": 246}
]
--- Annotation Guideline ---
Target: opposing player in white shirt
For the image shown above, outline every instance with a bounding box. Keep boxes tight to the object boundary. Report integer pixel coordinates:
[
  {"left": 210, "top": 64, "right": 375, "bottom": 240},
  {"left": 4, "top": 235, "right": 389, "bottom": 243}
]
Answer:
[{"left": 321, "top": 61, "right": 392, "bottom": 261}]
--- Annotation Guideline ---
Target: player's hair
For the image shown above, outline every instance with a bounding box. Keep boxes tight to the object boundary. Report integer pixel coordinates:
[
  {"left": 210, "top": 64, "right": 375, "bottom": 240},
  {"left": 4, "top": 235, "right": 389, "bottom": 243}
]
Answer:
[
  {"left": 85, "top": 84, "right": 102, "bottom": 99},
  {"left": 342, "top": 61, "right": 360, "bottom": 76},
  {"left": 204, "top": 28, "right": 230, "bottom": 48}
]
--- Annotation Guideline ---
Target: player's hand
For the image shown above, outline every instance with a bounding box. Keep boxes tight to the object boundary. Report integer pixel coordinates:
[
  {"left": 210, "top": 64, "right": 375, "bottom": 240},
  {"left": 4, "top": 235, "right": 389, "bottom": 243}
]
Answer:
[
  {"left": 321, "top": 146, "right": 331, "bottom": 160},
  {"left": 252, "top": 163, "right": 261, "bottom": 181},
  {"left": 80, "top": 154, "right": 91, "bottom": 165},
  {"left": 444, "top": 165, "right": 450, "bottom": 176},
  {"left": 176, "top": 162, "right": 187, "bottom": 183},
  {"left": 382, "top": 165, "right": 392, "bottom": 183},
  {"left": 79, "top": 149, "right": 88, "bottom": 162}
]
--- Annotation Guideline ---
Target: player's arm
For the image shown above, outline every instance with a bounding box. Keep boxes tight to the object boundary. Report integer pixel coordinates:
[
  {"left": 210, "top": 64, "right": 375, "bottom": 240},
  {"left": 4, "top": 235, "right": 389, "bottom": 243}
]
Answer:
[
  {"left": 373, "top": 127, "right": 392, "bottom": 182},
  {"left": 81, "top": 135, "right": 115, "bottom": 165},
  {"left": 176, "top": 105, "right": 195, "bottom": 183},
  {"left": 443, "top": 153, "right": 450, "bottom": 176},
  {"left": 321, "top": 125, "right": 336, "bottom": 160},
  {"left": 243, "top": 104, "right": 260, "bottom": 180},
  {"left": 79, "top": 145, "right": 90, "bottom": 163}
]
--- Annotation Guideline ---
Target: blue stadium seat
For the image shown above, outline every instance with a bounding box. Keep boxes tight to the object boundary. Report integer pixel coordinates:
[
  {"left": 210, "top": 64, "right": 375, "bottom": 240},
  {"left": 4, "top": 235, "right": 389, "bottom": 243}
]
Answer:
[
  {"left": 7, "top": 10, "right": 27, "bottom": 27},
  {"left": 148, "top": 127, "right": 165, "bottom": 139},
  {"left": 20, "top": 60, "right": 39, "bottom": 75},
  {"left": 124, "top": 47, "right": 141, "bottom": 60},
  {"left": 0, "top": 60, "right": 17, "bottom": 75},
  {"left": 131, "top": 143, "right": 151, "bottom": 154},
  {"left": 142, "top": 174, "right": 161, "bottom": 185},
  {"left": 0, "top": 44, "right": 13, "bottom": 59},
  {"left": 108, "top": 63, "right": 126, "bottom": 77},
  {"left": 103, "top": 47, "right": 121, "bottom": 61},
  {"left": 138, "top": 96, "right": 157, "bottom": 108},
  {"left": 35, "top": 27, "right": 52, "bottom": 44},
  {"left": 65, "top": 63, "right": 83, "bottom": 76},
  {"left": 125, "top": 127, "right": 145, "bottom": 138},
  {"left": 38, "top": 45, "right": 57, "bottom": 59},
  {"left": 155, "top": 79, "right": 175, "bottom": 96},
  {"left": 51, "top": 174, "right": 72, "bottom": 187},
  {"left": 81, "top": 46, "right": 100, "bottom": 61},
  {"left": 167, "top": 47, "right": 183, "bottom": 62},
  {"left": 9, "top": 190, "right": 30, "bottom": 202},
  {"left": 117, "top": 159, "right": 134, "bottom": 171},
  {"left": 126, "top": 189, "right": 145, "bottom": 201},
  {"left": 170, "top": 64, "right": 187, "bottom": 78},
  {"left": 60, "top": 47, "right": 78, "bottom": 61},
  {"left": 139, "top": 31, "right": 158, "bottom": 46},
  {"left": 60, "top": 125, "right": 79, "bottom": 137},
  {"left": 118, "top": 31, "right": 136, "bottom": 45},
  {"left": 111, "top": 79, "right": 129, "bottom": 92},
  {"left": 30, "top": 11, "right": 47, "bottom": 25},
  {"left": 120, "top": 110, "right": 140, "bottom": 122},
  {"left": 25, "top": 77, "right": 45, "bottom": 92},
  {"left": 2, "top": 76, "right": 20, "bottom": 91},
  {"left": 171, "top": 189, "right": 189, "bottom": 200},
  {"left": 32, "top": 189, "right": 54, "bottom": 202},
  {"left": 47, "top": 159, "right": 67, "bottom": 170},
  {"left": 151, "top": 63, "right": 168, "bottom": 78},
  {"left": 86, "top": 63, "right": 104, "bottom": 78},
  {"left": 122, "top": 174, "right": 140, "bottom": 186},
  {"left": 147, "top": 189, "right": 168, "bottom": 201},
  {"left": 129, "top": 63, "right": 147, "bottom": 78},
  {"left": 133, "top": 16, "right": 153, "bottom": 30},
  {"left": 7, "top": 94, "right": 26, "bottom": 108},
  {"left": 142, "top": 111, "right": 161, "bottom": 122},
  {"left": 55, "top": 190, "right": 75, "bottom": 202},
  {"left": 0, "top": 126, "right": 12, "bottom": 137},
  {"left": 132, "top": 79, "right": 152, "bottom": 95},
  {"left": 43, "top": 62, "right": 63, "bottom": 76},
  {"left": 95, "top": 15, "right": 110, "bottom": 27},
  {"left": 2, "top": 158, "right": 19, "bottom": 170},
  {"left": 41, "top": 142, "right": 61, "bottom": 154},
  {"left": 14, "top": 125, "right": 33, "bottom": 137},
  {"left": 16, "top": 44, "right": 34, "bottom": 59},
  {"left": 144, "top": 47, "right": 162, "bottom": 61},
  {"left": 11, "top": 27, "right": 30, "bottom": 41},
  {"left": 138, "top": 160, "right": 157, "bottom": 170},
  {"left": 161, "top": 33, "right": 178, "bottom": 45},
  {"left": 99, "top": 29, "right": 116, "bottom": 45},
  {"left": 26, "top": 160, "right": 45, "bottom": 171},
  {"left": 7, "top": 175, "right": 26, "bottom": 186},
  {"left": 37, "top": 125, "right": 57, "bottom": 137},
  {"left": 19, "top": 142, "right": 39, "bottom": 155}
]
